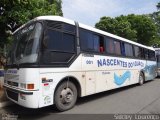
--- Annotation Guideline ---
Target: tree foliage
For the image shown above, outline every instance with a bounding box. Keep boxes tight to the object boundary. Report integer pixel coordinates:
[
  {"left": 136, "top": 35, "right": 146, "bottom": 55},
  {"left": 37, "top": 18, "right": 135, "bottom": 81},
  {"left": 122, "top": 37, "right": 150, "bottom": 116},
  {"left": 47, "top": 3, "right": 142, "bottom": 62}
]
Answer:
[
  {"left": 95, "top": 14, "right": 158, "bottom": 46},
  {"left": 126, "top": 14, "right": 157, "bottom": 45},
  {"left": 95, "top": 16, "right": 137, "bottom": 42},
  {"left": 0, "top": 0, "right": 62, "bottom": 47},
  {"left": 0, "top": 0, "right": 63, "bottom": 67},
  {"left": 149, "top": 2, "right": 160, "bottom": 47}
]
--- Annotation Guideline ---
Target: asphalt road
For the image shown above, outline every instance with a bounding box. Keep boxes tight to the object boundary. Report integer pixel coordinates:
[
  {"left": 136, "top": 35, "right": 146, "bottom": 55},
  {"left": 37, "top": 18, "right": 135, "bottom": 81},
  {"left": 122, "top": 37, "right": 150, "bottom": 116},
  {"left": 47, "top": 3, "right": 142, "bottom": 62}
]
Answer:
[{"left": 1, "top": 78, "right": 160, "bottom": 120}]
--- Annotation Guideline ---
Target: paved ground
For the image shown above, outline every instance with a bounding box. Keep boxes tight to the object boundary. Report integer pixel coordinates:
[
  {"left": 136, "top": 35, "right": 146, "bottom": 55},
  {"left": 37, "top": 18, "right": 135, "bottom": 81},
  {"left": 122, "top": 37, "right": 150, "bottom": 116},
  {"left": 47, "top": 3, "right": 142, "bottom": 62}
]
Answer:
[{"left": 0, "top": 78, "right": 160, "bottom": 120}]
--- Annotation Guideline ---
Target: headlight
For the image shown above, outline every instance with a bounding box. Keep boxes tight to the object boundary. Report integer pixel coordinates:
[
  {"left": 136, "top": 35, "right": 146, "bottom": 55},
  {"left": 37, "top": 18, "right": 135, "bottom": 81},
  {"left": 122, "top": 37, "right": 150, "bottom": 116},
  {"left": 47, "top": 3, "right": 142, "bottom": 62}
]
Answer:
[{"left": 20, "top": 83, "right": 26, "bottom": 89}]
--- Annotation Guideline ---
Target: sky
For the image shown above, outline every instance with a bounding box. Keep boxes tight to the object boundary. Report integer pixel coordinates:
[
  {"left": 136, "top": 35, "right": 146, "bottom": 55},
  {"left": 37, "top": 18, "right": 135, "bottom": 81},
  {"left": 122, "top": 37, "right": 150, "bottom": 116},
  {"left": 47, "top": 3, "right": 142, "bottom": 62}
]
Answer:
[{"left": 62, "top": 0, "right": 160, "bottom": 26}]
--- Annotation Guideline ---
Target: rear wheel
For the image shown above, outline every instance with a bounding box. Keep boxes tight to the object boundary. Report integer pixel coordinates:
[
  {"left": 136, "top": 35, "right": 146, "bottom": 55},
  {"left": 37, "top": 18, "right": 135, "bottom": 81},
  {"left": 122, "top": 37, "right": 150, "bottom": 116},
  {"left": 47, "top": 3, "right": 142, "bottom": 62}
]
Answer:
[
  {"left": 54, "top": 81, "right": 77, "bottom": 111},
  {"left": 139, "top": 72, "right": 144, "bottom": 85}
]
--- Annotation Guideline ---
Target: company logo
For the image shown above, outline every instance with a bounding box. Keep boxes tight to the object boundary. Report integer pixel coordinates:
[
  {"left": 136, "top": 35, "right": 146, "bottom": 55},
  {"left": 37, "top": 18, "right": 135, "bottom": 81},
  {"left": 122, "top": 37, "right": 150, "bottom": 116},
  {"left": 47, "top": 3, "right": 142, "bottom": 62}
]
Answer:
[
  {"left": 44, "top": 96, "right": 51, "bottom": 105},
  {"left": 114, "top": 71, "right": 131, "bottom": 85}
]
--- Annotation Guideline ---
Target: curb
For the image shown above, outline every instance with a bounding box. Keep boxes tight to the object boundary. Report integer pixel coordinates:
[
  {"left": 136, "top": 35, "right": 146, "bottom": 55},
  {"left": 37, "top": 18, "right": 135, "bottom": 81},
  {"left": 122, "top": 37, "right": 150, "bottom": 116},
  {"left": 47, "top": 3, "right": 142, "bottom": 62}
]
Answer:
[{"left": 0, "top": 101, "right": 13, "bottom": 108}]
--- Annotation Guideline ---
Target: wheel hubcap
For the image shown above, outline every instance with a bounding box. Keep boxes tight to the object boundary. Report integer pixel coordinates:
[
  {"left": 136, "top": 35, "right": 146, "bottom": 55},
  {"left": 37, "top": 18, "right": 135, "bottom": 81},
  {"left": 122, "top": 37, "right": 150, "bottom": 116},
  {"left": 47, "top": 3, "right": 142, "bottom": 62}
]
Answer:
[
  {"left": 60, "top": 88, "right": 74, "bottom": 104},
  {"left": 139, "top": 75, "right": 143, "bottom": 84}
]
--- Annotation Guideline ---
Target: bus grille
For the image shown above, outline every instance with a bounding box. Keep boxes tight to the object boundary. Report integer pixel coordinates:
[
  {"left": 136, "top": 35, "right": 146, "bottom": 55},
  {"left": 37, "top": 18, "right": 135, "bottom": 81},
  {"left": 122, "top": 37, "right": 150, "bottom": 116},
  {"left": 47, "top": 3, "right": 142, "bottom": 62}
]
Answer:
[
  {"left": 7, "top": 81, "right": 19, "bottom": 87},
  {"left": 6, "top": 90, "right": 18, "bottom": 101},
  {"left": 5, "top": 74, "right": 19, "bottom": 81}
]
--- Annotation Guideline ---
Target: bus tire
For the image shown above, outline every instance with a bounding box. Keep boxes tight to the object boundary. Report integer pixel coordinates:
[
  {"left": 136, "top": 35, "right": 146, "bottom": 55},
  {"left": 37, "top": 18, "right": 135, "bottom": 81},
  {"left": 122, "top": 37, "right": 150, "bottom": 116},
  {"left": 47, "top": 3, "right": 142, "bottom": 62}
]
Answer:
[
  {"left": 54, "top": 81, "right": 77, "bottom": 111},
  {"left": 139, "top": 72, "right": 144, "bottom": 85}
]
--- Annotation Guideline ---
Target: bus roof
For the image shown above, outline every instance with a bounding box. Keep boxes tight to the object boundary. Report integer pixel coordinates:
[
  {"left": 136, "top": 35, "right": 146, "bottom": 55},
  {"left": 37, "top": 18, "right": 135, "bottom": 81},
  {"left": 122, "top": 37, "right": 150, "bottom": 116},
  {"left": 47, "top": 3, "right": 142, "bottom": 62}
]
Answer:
[
  {"left": 14, "top": 16, "right": 154, "bottom": 51},
  {"left": 154, "top": 48, "right": 160, "bottom": 50}
]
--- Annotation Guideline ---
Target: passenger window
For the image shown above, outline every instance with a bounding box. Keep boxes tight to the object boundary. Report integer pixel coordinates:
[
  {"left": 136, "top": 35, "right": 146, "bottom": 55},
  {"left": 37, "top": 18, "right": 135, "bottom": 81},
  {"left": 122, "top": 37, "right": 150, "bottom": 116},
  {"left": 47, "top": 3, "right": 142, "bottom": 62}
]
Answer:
[
  {"left": 144, "top": 49, "right": 149, "bottom": 59},
  {"left": 114, "top": 41, "right": 121, "bottom": 55},
  {"left": 42, "top": 22, "right": 76, "bottom": 64},
  {"left": 63, "top": 24, "right": 75, "bottom": 33},
  {"left": 134, "top": 46, "right": 144, "bottom": 58},
  {"left": 80, "top": 29, "right": 94, "bottom": 51},
  {"left": 148, "top": 50, "right": 155, "bottom": 61},
  {"left": 93, "top": 34, "right": 104, "bottom": 53},
  {"left": 47, "top": 30, "right": 62, "bottom": 50},
  {"left": 99, "top": 36, "right": 105, "bottom": 53},
  {"left": 63, "top": 33, "right": 75, "bottom": 52},
  {"left": 105, "top": 38, "right": 121, "bottom": 55},
  {"left": 93, "top": 35, "right": 100, "bottom": 52},
  {"left": 105, "top": 38, "right": 114, "bottom": 54},
  {"left": 121, "top": 43, "right": 125, "bottom": 56},
  {"left": 80, "top": 29, "right": 104, "bottom": 53},
  {"left": 124, "top": 43, "right": 134, "bottom": 57},
  {"left": 46, "top": 29, "right": 75, "bottom": 52}
]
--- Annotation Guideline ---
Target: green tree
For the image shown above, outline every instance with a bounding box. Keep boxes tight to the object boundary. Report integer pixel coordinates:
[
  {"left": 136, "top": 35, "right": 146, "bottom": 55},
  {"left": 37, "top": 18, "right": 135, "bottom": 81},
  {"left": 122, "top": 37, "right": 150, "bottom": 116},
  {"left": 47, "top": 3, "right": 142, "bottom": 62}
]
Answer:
[
  {"left": 95, "top": 17, "right": 116, "bottom": 34},
  {"left": 156, "top": 2, "right": 160, "bottom": 10},
  {"left": 95, "top": 16, "right": 137, "bottom": 41},
  {"left": 114, "top": 16, "right": 137, "bottom": 41},
  {"left": 149, "top": 2, "right": 160, "bottom": 47},
  {"left": 0, "top": 0, "right": 63, "bottom": 67},
  {"left": 95, "top": 14, "right": 157, "bottom": 46},
  {"left": 126, "top": 14, "right": 157, "bottom": 45}
]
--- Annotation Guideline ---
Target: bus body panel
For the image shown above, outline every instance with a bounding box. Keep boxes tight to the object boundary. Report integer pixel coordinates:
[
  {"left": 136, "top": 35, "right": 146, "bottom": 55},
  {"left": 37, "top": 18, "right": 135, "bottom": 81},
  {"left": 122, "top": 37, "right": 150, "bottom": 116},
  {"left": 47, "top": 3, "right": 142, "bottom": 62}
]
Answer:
[
  {"left": 4, "top": 68, "right": 40, "bottom": 108},
  {"left": 144, "top": 60, "right": 157, "bottom": 80},
  {"left": 4, "top": 68, "right": 40, "bottom": 90},
  {"left": 4, "top": 85, "right": 40, "bottom": 108},
  {"left": 38, "top": 53, "right": 156, "bottom": 108},
  {"left": 4, "top": 16, "right": 157, "bottom": 110},
  {"left": 38, "top": 71, "right": 86, "bottom": 107},
  {"left": 4, "top": 53, "right": 156, "bottom": 108},
  {"left": 81, "top": 53, "right": 156, "bottom": 95}
]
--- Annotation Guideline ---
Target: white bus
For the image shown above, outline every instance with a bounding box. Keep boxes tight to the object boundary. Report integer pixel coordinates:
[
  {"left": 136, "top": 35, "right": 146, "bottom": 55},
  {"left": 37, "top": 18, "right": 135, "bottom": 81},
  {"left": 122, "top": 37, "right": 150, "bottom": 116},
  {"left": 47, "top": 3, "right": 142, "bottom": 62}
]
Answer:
[
  {"left": 155, "top": 48, "right": 160, "bottom": 76},
  {"left": 4, "top": 16, "right": 157, "bottom": 111}
]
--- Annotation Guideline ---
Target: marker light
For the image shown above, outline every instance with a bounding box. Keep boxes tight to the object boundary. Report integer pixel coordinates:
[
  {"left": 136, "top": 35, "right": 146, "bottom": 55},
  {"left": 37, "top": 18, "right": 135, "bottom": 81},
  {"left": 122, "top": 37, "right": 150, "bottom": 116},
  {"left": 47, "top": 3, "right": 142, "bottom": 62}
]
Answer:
[
  {"left": 44, "top": 83, "right": 49, "bottom": 86},
  {"left": 42, "top": 77, "right": 46, "bottom": 81},
  {"left": 27, "top": 84, "right": 34, "bottom": 90}
]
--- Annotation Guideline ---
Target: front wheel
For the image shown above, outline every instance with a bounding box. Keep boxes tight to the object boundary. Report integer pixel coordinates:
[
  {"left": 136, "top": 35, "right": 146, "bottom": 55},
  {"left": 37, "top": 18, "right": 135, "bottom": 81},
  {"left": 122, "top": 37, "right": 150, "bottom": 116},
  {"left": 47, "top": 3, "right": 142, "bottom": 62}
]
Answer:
[
  {"left": 54, "top": 81, "right": 77, "bottom": 111},
  {"left": 139, "top": 72, "right": 144, "bottom": 85}
]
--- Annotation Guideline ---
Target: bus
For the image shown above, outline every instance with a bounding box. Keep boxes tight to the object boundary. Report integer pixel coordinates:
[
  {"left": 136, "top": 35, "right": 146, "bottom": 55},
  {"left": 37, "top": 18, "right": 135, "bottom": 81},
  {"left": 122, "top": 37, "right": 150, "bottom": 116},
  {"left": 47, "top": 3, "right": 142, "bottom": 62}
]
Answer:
[
  {"left": 4, "top": 16, "right": 157, "bottom": 111},
  {"left": 155, "top": 48, "right": 160, "bottom": 76}
]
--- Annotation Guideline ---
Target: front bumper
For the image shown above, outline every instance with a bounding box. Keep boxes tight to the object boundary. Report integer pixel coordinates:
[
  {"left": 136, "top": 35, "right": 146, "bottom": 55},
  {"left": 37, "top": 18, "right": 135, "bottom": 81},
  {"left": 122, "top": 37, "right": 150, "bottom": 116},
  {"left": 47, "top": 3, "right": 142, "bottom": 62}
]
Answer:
[{"left": 3, "top": 85, "right": 39, "bottom": 108}]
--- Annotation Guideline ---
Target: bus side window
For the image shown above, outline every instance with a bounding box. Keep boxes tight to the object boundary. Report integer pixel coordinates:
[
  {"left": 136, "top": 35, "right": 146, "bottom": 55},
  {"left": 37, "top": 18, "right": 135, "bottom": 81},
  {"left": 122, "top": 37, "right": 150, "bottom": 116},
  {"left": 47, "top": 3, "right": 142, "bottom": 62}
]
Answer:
[
  {"left": 99, "top": 36, "right": 105, "bottom": 53},
  {"left": 80, "top": 29, "right": 105, "bottom": 53},
  {"left": 144, "top": 49, "right": 149, "bottom": 59},
  {"left": 134, "top": 46, "right": 140, "bottom": 58},
  {"left": 148, "top": 50, "right": 156, "bottom": 61},
  {"left": 124, "top": 43, "right": 134, "bottom": 57},
  {"left": 105, "top": 37, "right": 121, "bottom": 55},
  {"left": 121, "top": 42, "right": 126, "bottom": 56},
  {"left": 134, "top": 46, "right": 144, "bottom": 59},
  {"left": 80, "top": 29, "right": 94, "bottom": 51},
  {"left": 114, "top": 40, "right": 121, "bottom": 55},
  {"left": 105, "top": 37, "right": 114, "bottom": 54},
  {"left": 93, "top": 34, "right": 104, "bottom": 53},
  {"left": 93, "top": 34, "right": 100, "bottom": 52},
  {"left": 99, "top": 46, "right": 104, "bottom": 52}
]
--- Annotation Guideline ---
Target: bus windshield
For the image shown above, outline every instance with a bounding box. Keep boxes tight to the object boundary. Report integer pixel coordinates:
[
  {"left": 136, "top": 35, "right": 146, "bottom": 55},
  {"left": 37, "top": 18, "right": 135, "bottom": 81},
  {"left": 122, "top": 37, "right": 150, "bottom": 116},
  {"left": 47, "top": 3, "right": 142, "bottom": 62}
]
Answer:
[{"left": 7, "top": 22, "right": 42, "bottom": 65}]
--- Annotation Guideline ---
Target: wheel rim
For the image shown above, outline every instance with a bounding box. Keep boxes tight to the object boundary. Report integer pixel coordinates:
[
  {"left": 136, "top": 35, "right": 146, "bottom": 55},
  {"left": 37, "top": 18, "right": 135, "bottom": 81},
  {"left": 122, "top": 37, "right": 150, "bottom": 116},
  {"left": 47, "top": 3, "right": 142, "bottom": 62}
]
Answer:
[
  {"left": 60, "top": 87, "right": 74, "bottom": 105},
  {"left": 139, "top": 74, "right": 143, "bottom": 84}
]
